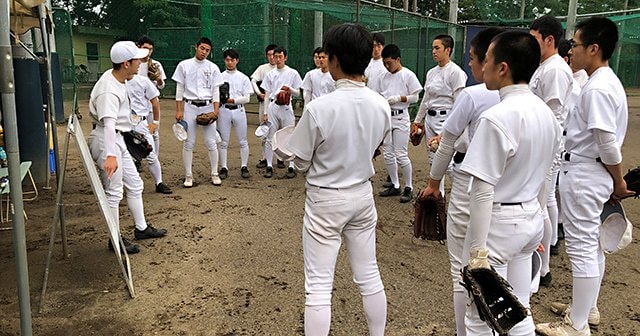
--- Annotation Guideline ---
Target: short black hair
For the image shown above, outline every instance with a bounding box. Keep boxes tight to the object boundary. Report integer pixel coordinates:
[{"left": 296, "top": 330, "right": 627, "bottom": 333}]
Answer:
[
  {"left": 576, "top": 17, "right": 619, "bottom": 61},
  {"left": 265, "top": 44, "right": 278, "bottom": 53},
  {"left": 197, "top": 37, "right": 212, "bottom": 48},
  {"left": 313, "top": 47, "right": 324, "bottom": 55},
  {"left": 381, "top": 44, "right": 401, "bottom": 59},
  {"left": 223, "top": 48, "right": 239, "bottom": 59},
  {"left": 529, "top": 15, "right": 564, "bottom": 48},
  {"left": 490, "top": 31, "right": 541, "bottom": 84},
  {"left": 434, "top": 34, "right": 455, "bottom": 55},
  {"left": 273, "top": 46, "right": 287, "bottom": 57},
  {"left": 137, "top": 35, "right": 154, "bottom": 47},
  {"left": 323, "top": 23, "right": 372, "bottom": 76},
  {"left": 558, "top": 38, "right": 571, "bottom": 58},
  {"left": 470, "top": 28, "right": 504, "bottom": 63},
  {"left": 372, "top": 33, "right": 385, "bottom": 46}
]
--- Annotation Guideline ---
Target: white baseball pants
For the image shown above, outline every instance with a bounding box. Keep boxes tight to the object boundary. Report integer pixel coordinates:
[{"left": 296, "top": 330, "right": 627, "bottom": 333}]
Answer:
[
  {"left": 382, "top": 111, "right": 412, "bottom": 189},
  {"left": 265, "top": 104, "right": 295, "bottom": 168},
  {"left": 182, "top": 103, "right": 219, "bottom": 177},
  {"left": 217, "top": 106, "right": 249, "bottom": 168}
]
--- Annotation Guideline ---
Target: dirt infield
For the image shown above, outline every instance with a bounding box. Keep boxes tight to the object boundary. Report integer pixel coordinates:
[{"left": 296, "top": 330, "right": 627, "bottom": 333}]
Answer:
[{"left": 1, "top": 94, "right": 639, "bottom": 335}]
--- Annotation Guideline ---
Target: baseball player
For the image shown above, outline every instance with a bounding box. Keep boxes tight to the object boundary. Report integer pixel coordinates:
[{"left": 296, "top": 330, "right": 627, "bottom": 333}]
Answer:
[
  {"left": 260, "top": 46, "right": 303, "bottom": 179},
  {"left": 414, "top": 35, "right": 467, "bottom": 196},
  {"left": 218, "top": 49, "right": 253, "bottom": 179},
  {"left": 529, "top": 15, "right": 574, "bottom": 288},
  {"left": 136, "top": 35, "right": 166, "bottom": 153},
  {"left": 301, "top": 47, "right": 335, "bottom": 107},
  {"left": 460, "top": 31, "right": 561, "bottom": 335},
  {"left": 88, "top": 41, "right": 167, "bottom": 254},
  {"left": 172, "top": 37, "right": 224, "bottom": 187},
  {"left": 418, "top": 27, "right": 503, "bottom": 336},
  {"left": 282, "top": 23, "right": 391, "bottom": 336},
  {"left": 375, "top": 44, "right": 422, "bottom": 203},
  {"left": 364, "top": 33, "right": 387, "bottom": 93},
  {"left": 251, "top": 44, "right": 277, "bottom": 168},
  {"left": 536, "top": 17, "right": 634, "bottom": 336},
  {"left": 125, "top": 73, "right": 173, "bottom": 194}
]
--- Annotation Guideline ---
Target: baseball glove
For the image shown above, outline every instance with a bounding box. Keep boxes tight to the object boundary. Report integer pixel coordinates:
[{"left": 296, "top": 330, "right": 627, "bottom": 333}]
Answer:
[
  {"left": 256, "top": 81, "right": 266, "bottom": 102},
  {"left": 623, "top": 166, "right": 640, "bottom": 198},
  {"left": 413, "top": 194, "right": 446, "bottom": 241},
  {"left": 147, "top": 59, "right": 160, "bottom": 81},
  {"left": 410, "top": 123, "right": 425, "bottom": 146},
  {"left": 196, "top": 113, "right": 217, "bottom": 126},
  {"left": 460, "top": 266, "right": 528, "bottom": 335},
  {"left": 219, "top": 82, "right": 230, "bottom": 105},
  {"left": 122, "top": 130, "right": 153, "bottom": 161},
  {"left": 275, "top": 90, "right": 291, "bottom": 106}
]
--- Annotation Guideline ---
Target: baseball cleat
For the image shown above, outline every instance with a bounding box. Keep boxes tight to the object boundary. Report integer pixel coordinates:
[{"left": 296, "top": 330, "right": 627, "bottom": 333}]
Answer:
[
  {"left": 399, "top": 187, "right": 413, "bottom": 203},
  {"left": 379, "top": 186, "right": 401, "bottom": 197},
  {"left": 263, "top": 166, "right": 273, "bottom": 178},
  {"left": 241, "top": 166, "right": 250, "bottom": 178},
  {"left": 277, "top": 160, "right": 286, "bottom": 169},
  {"left": 550, "top": 302, "right": 600, "bottom": 326},
  {"left": 535, "top": 314, "right": 590, "bottom": 336},
  {"left": 108, "top": 236, "right": 140, "bottom": 254},
  {"left": 383, "top": 175, "right": 393, "bottom": 188},
  {"left": 286, "top": 167, "right": 296, "bottom": 179},
  {"left": 183, "top": 176, "right": 194, "bottom": 188},
  {"left": 134, "top": 225, "right": 168, "bottom": 240},
  {"left": 155, "top": 182, "right": 173, "bottom": 194},
  {"left": 211, "top": 174, "right": 222, "bottom": 186},
  {"left": 219, "top": 167, "right": 228, "bottom": 180},
  {"left": 256, "top": 159, "right": 267, "bottom": 168}
]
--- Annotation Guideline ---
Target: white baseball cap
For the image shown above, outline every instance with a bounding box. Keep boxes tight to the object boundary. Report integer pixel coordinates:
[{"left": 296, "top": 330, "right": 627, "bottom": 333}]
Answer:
[
  {"left": 600, "top": 201, "right": 633, "bottom": 254},
  {"left": 273, "top": 125, "right": 295, "bottom": 161},
  {"left": 255, "top": 122, "right": 271, "bottom": 141},
  {"left": 110, "top": 41, "right": 149, "bottom": 64},
  {"left": 172, "top": 120, "right": 188, "bottom": 142}
]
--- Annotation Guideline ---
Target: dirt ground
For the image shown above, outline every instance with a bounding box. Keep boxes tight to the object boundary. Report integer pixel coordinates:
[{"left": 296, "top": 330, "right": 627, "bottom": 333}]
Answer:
[{"left": 1, "top": 92, "right": 640, "bottom": 336}]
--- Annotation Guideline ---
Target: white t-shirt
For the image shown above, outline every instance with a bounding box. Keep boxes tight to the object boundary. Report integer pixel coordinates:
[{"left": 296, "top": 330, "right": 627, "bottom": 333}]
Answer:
[
  {"left": 301, "top": 68, "right": 336, "bottom": 101},
  {"left": 287, "top": 80, "right": 392, "bottom": 189},
  {"left": 443, "top": 83, "right": 500, "bottom": 140},
  {"left": 172, "top": 58, "right": 224, "bottom": 100},
  {"left": 378, "top": 67, "right": 423, "bottom": 110},
  {"left": 574, "top": 69, "right": 589, "bottom": 88},
  {"left": 222, "top": 69, "right": 253, "bottom": 103},
  {"left": 126, "top": 74, "right": 159, "bottom": 115},
  {"left": 564, "top": 67, "right": 628, "bottom": 159},
  {"left": 251, "top": 63, "right": 276, "bottom": 87},
  {"left": 138, "top": 59, "right": 167, "bottom": 86},
  {"left": 89, "top": 69, "right": 133, "bottom": 132},
  {"left": 461, "top": 85, "right": 561, "bottom": 202},
  {"left": 261, "top": 66, "right": 303, "bottom": 110},
  {"left": 414, "top": 61, "right": 467, "bottom": 123},
  {"left": 365, "top": 58, "right": 387, "bottom": 93},
  {"left": 529, "top": 53, "right": 573, "bottom": 126}
]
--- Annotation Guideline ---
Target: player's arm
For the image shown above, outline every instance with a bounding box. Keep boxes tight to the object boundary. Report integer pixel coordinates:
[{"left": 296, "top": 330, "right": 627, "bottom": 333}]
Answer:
[
  {"left": 419, "top": 129, "right": 459, "bottom": 200},
  {"left": 251, "top": 77, "right": 266, "bottom": 101},
  {"left": 262, "top": 90, "right": 271, "bottom": 123},
  {"left": 303, "top": 89, "right": 312, "bottom": 107},
  {"left": 593, "top": 128, "right": 634, "bottom": 200},
  {"left": 155, "top": 62, "right": 166, "bottom": 89},
  {"left": 287, "top": 106, "right": 319, "bottom": 173},
  {"left": 175, "top": 82, "right": 185, "bottom": 121},
  {"left": 211, "top": 85, "right": 220, "bottom": 118},
  {"left": 466, "top": 176, "right": 494, "bottom": 269},
  {"left": 149, "top": 97, "right": 160, "bottom": 134},
  {"left": 414, "top": 93, "right": 428, "bottom": 125}
]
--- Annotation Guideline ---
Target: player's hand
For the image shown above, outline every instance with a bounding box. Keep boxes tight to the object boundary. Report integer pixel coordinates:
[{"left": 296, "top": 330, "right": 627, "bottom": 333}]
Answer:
[
  {"left": 104, "top": 156, "right": 118, "bottom": 179},
  {"left": 262, "top": 114, "right": 268, "bottom": 124},
  {"left": 418, "top": 180, "right": 442, "bottom": 200},
  {"left": 612, "top": 179, "right": 635, "bottom": 201},
  {"left": 387, "top": 95, "right": 401, "bottom": 105},
  {"left": 148, "top": 123, "right": 158, "bottom": 134},
  {"left": 208, "top": 111, "right": 218, "bottom": 121},
  {"left": 175, "top": 110, "right": 183, "bottom": 121},
  {"left": 227, "top": 98, "right": 235, "bottom": 104},
  {"left": 258, "top": 93, "right": 266, "bottom": 101}
]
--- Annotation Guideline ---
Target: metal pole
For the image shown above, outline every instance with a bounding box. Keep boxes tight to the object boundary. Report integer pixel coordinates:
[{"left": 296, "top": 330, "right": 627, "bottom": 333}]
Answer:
[
  {"left": 520, "top": 0, "right": 526, "bottom": 21},
  {"left": 565, "top": 0, "right": 578, "bottom": 39},
  {"left": 0, "top": 0, "right": 33, "bottom": 334},
  {"left": 314, "top": 0, "right": 323, "bottom": 48}
]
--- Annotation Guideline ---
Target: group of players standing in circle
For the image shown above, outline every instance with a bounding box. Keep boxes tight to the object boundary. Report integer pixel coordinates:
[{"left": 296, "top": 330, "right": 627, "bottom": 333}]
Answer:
[{"left": 87, "top": 14, "right": 631, "bottom": 335}]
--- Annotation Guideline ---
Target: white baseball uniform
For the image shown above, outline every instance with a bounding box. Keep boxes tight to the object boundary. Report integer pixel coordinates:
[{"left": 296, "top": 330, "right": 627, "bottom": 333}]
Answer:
[
  {"left": 461, "top": 84, "right": 561, "bottom": 336},
  {"left": 301, "top": 68, "right": 335, "bottom": 106},
  {"left": 88, "top": 70, "right": 151, "bottom": 232},
  {"left": 172, "top": 57, "right": 224, "bottom": 178},
  {"left": 286, "top": 79, "right": 391, "bottom": 336},
  {"left": 364, "top": 58, "right": 386, "bottom": 93},
  {"left": 260, "top": 66, "right": 303, "bottom": 168},
  {"left": 126, "top": 74, "right": 166, "bottom": 186},
  {"left": 378, "top": 67, "right": 422, "bottom": 191},
  {"left": 139, "top": 59, "right": 167, "bottom": 151},
  {"left": 573, "top": 69, "right": 589, "bottom": 88},
  {"left": 219, "top": 69, "right": 253, "bottom": 169}
]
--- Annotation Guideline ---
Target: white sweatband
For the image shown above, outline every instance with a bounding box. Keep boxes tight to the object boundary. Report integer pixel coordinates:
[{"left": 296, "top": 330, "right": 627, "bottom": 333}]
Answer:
[
  {"left": 235, "top": 94, "right": 250, "bottom": 105},
  {"left": 593, "top": 128, "right": 622, "bottom": 165},
  {"left": 175, "top": 83, "right": 184, "bottom": 101},
  {"left": 103, "top": 117, "right": 118, "bottom": 157},
  {"left": 405, "top": 93, "right": 419, "bottom": 104},
  {"left": 430, "top": 130, "right": 457, "bottom": 180},
  {"left": 152, "top": 120, "right": 159, "bottom": 125},
  {"left": 468, "top": 176, "right": 495, "bottom": 252}
]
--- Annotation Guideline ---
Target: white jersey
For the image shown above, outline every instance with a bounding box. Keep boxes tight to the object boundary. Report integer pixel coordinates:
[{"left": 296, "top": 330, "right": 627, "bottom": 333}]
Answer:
[
  {"left": 443, "top": 83, "right": 500, "bottom": 140},
  {"left": 222, "top": 69, "right": 253, "bottom": 103},
  {"left": 251, "top": 63, "right": 276, "bottom": 87},
  {"left": 364, "top": 58, "right": 387, "bottom": 93},
  {"left": 172, "top": 58, "right": 224, "bottom": 100},
  {"left": 138, "top": 59, "right": 167, "bottom": 87},
  {"left": 126, "top": 74, "right": 159, "bottom": 115},
  {"left": 564, "top": 67, "right": 628, "bottom": 159},
  {"left": 378, "top": 67, "right": 423, "bottom": 110},
  {"left": 89, "top": 69, "right": 133, "bottom": 132},
  {"left": 529, "top": 53, "right": 573, "bottom": 126},
  {"left": 461, "top": 85, "right": 561, "bottom": 202},
  {"left": 574, "top": 69, "right": 589, "bottom": 88},
  {"left": 414, "top": 61, "right": 467, "bottom": 123},
  {"left": 301, "top": 68, "right": 336, "bottom": 101},
  {"left": 261, "top": 65, "right": 303, "bottom": 102},
  {"left": 288, "top": 79, "right": 392, "bottom": 189}
]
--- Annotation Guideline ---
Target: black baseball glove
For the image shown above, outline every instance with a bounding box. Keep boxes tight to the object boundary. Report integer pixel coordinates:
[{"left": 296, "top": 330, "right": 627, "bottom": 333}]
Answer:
[
  {"left": 623, "top": 166, "right": 640, "bottom": 198},
  {"left": 122, "top": 130, "right": 152, "bottom": 161},
  {"left": 219, "top": 82, "right": 230, "bottom": 105},
  {"left": 413, "top": 194, "right": 447, "bottom": 241}
]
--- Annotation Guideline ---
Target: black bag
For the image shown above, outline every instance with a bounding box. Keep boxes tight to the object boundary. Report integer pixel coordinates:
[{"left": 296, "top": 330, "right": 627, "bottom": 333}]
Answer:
[{"left": 122, "top": 131, "right": 152, "bottom": 161}]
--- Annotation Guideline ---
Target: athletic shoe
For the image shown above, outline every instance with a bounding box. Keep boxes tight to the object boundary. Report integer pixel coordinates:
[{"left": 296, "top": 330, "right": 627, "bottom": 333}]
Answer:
[
  {"left": 183, "top": 175, "right": 193, "bottom": 188},
  {"left": 211, "top": 174, "right": 222, "bottom": 186},
  {"left": 108, "top": 236, "right": 140, "bottom": 254},
  {"left": 263, "top": 166, "right": 273, "bottom": 178},
  {"left": 134, "top": 159, "right": 142, "bottom": 173},
  {"left": 383, "top": 175, "right": 393, "bottom": 188},
  {"left": 550, "top": 302, "right": 600, "bottom": 326},
  {"left": 539, "top": 272, "right": 552, "bottom": 287},
  {"left": 277, "top": 160, "right": 286, "bottom": 169},
  {"left": 241, "top": 166, "right": 250, "bottom": 178},
  {"left": 155, "top": 182, "right": 173, "bottom": 194},
  {"left": 134, "top": 225, "right": 168, "bottom": 240},
  {"left": 219, "top": 167, "right": 228, "bottom": 180},
  {"left": 379, "top": 186, "right": 401, "bottom": 197},
  {"left": 286, "top": 167, "right": 296, "bottom": 179},
  {"left": 399, "top": 187, "right": 413, "bottom": 203},
  {"left": 550, "top": 242, "right": 560, "bottom": 255},
  {"left": 256, "top": 159, "right": 267, "bottom": 168},
  {"left": 535, "top": 314, "right": 590, "bottom": 336}
]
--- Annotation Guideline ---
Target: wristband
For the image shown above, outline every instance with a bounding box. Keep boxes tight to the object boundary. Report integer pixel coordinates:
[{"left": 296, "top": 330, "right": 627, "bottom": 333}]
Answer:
[{"left": 153, "top": 120, "right": 159, "bottom": 125}]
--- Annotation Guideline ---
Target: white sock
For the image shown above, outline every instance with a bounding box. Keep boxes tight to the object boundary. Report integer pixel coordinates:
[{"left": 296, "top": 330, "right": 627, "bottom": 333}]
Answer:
[
  {"left": 219, "top": 148, "right": 228, "bottom": 170},
  {"left": 265, "top": 142, "right": 274, "bottom": 167},
  {"left": 208, "top": 149, "right": 219, "bottom": 175},
  {"left": 453, "top": 291, "right": 467, "bottom": 336},
  {"left": 183, "top": 148, "right": 193, "bottom": 177},
  {"left": 148, "top": 161, "right": 163, "bottom": 185},
  {"left": 240, "top": 145, "right": 249, "bottom": 167},
  {"left": 593, "top": 253, "right": 605, "bottom": 309},
  {"left": 127, "top": 197, "right": 147, "bottom": 231},
  {"left": 304, "top": 305, "right": 331, "bottom": 336},
  {"left": 401, "top": 162, "right": 412, "bottom": 189},
  {"left": 386, "top": 163, "right": 399, "bottom": 189},
  {"left": 362, "top": 290, "right": 387, "bottom": 336},
  {"left": 570, "top": 277, "right": 599, "bottom": 330},
  {"left": 540, "top": 217, "right": 552, "bottom": 276}
]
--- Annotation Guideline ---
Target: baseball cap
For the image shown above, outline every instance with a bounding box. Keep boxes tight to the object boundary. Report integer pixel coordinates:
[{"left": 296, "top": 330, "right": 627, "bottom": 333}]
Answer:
[
  {"left": 273, "top": 125, "right": 295, "bottom": 161},
  {"left": 110, "top": 41, "right": 149, "bottom": 64},
  {"left": 600, "top": 201, "right": 633, "bottom": 254},
  {"left": 172, "top": 120, "right": 188, "bottom": 142}
]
